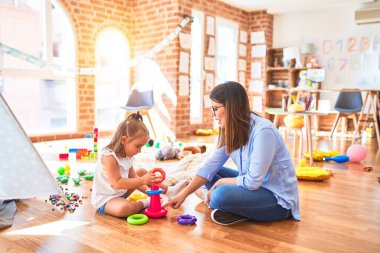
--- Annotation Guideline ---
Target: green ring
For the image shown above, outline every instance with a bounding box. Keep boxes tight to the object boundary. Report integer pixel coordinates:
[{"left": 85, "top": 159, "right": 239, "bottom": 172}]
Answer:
[{"left": 127, "top": 214, "right": 148, "bottom": 225}]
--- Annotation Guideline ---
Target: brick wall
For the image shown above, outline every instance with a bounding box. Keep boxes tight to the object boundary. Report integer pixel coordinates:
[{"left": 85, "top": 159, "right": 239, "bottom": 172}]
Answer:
[
  {"left": 62, "top": 0, "right": 132, "bottom": 132},
  {"left": 30, "top": 0, "right": 275, "bottom": 141},
  {"left": 247, "top": 11, "right": 273, "bottom": 116},
  {"left": 31, "top": 0, "right": 132, "bottom": 142},
  {"left": 130, "top": 0, "right": 181, "bottom": 139},
  {"left": 175, "top": 0, "right": 249, "bottom": 137}
]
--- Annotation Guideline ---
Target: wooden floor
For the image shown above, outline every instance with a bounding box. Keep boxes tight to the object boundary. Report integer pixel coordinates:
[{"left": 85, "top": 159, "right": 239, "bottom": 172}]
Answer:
[{"left": 1, "top": 134, "right": 380, "bottom": 253}]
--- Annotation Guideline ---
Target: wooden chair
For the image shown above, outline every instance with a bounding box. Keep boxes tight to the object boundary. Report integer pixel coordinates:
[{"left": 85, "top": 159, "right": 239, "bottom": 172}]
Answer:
[
  {"left": 330, "top": 91, "right": 363, "bottom": 138},
  {"left": 121, "top": 88, "right": 156, "bottom": 139},
  {"left": 281, "top": 115, "right": 305, "bottom": 161}
]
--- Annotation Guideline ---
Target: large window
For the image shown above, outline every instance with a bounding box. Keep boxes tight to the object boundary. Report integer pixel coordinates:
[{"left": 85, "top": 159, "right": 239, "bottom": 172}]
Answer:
[
  {"left": 190, "top": 9, "right": 204, "bottom": 124},
  {"left": 0, "top": 0, "right": 76, "bottom": 134},
  {"left": 95, "top": 28, "right": 129, "bottom": 129},
  {"left": 215, "top": 17, "right": 238, "bottom": 84}
]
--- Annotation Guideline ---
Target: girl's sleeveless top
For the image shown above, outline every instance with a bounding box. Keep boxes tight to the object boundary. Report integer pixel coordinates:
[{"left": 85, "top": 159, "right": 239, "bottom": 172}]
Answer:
[{"left": 91, "top": 148, "right": 133, "bottom": 209}]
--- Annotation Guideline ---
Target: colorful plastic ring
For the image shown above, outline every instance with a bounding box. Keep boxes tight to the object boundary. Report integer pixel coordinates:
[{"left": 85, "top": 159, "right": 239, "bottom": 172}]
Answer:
[
  {"left": 151, "top": 168, "right": 166, "bottom": 184},
  {"left": 127, "top": 214, "right": 148, "bottom": 225},
  {"left": 177, "top": 214, "right": 197, "bottom": 225},
  {"left": 128, "top": 192, "right": 148, "bottom": 202},
  {"left": 146, "top": 189, "right": 163, "bottom": 195}
]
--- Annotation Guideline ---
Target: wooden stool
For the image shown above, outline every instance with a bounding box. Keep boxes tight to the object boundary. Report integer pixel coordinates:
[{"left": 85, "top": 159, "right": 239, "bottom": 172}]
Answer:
[
  {"left": 280, "top": 126, "right": 304, "bottom": 161},
  {"left": 330, "top": 113, "right": 358, "bottom": 137}
]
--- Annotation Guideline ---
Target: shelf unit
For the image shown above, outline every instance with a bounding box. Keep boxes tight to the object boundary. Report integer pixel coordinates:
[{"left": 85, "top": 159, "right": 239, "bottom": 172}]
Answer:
[{"left": 264, "top": 48, "right": 321, "bottom": 116}]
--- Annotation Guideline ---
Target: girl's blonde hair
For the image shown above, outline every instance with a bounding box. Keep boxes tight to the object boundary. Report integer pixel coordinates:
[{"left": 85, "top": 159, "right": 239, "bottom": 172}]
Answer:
[{"left": 105, "top": 111, "right": 149, "bottom": 158}]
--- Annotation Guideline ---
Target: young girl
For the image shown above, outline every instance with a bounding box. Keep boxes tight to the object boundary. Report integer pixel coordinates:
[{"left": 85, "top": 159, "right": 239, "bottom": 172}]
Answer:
[
  {"left": 165, "top": 82, "right": 300, "bottom": 225},
  {"left": 91, "top": 112, "right": 186, "bottom": 218}
]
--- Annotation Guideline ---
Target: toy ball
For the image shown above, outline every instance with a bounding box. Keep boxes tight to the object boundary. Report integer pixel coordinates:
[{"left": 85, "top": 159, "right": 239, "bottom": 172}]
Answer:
[
  {"left": 57, "top": 167, "right": 65, "bottom": 175},
  {"left": 64, "top": 164, "right": 71, "bottom": 171},
  {"left": 347, "top": 144, "right": 367, "bottom": 162},
  {"left": 299, "top": 159, "right": 307, "bottom": 167}
]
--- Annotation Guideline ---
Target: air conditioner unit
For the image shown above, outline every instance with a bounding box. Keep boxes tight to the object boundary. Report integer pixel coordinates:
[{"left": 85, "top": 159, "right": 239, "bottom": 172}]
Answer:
[{"left": 355, "top": 7, "right": 380, "bottom": 25}]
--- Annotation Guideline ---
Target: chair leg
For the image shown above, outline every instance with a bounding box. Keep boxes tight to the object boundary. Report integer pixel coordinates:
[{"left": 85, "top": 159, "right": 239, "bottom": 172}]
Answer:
[
  {"left": 330, "top": 113, "right": 341, "bottom": 138},
  {"left": 352, "top": 113, "right": 358, "bottom": 131},
  {"left": 341, "top": 116, "right": 347, "bottom": 135},
  {"left": 298, "top": 129, "right": 303, "bottom": 161},
  {"left": 144, "top": 111, "right": 157, "bottom": 139},
  {"left": 292, "top": 129, "right": 297, "bottom": 159}
]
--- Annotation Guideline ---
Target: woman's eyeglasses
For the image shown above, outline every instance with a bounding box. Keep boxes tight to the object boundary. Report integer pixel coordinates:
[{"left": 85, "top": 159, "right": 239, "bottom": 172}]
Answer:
[{"left": 210, "top": 105, "right": 223, "bottom": 117}]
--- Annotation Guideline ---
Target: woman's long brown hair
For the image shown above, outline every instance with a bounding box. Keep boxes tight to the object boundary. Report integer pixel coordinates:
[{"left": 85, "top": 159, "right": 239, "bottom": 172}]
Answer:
[{"left": 210, "top": 81, "right": 259, "bottom": 154}]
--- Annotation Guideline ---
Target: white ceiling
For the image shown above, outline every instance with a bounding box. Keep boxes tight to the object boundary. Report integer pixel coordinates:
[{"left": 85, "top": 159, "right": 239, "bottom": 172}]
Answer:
[{"left": 218, "top": 0, "right": 377, "bottom": 14}]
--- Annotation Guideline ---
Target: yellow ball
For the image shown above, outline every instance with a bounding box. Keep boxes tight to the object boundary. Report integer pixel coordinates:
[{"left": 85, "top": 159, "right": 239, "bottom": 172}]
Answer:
[
  {"left": 64, "top": 164, "right": 71, "bottom": 171},
  {"left": 299, "top": 159, "right": 307, "bottom": 167}
]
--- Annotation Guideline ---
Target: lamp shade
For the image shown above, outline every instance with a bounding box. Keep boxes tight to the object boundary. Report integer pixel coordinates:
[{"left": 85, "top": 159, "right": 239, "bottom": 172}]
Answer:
[{"left": 301, "top": 43, "right": 314, "bottom": 55}]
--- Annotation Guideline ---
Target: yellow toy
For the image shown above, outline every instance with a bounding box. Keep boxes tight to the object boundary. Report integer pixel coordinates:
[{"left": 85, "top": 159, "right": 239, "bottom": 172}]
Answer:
[
  {"left": 128, "top": 192, "right": 148, "bottom": 202},
  {"left": 299, "top": 159, "right": 307, "bottom": 167},
  {"left": 195, "top": 129, "right": 213, "bottom": 136},
  {"left": 288, "top": 103, "right": 305, "bottom": 113},
  {"left": 304, "top": 150, "right": 340, "bottom": 161},
  {"left": 296, "top": 166, "right": 332, "bottom": 181},
  {"left": 64, "top": 164, "right": 71, "bottom": 176},
  {"left": 284, "top": 115, "right": 304, "bottom": 128}
]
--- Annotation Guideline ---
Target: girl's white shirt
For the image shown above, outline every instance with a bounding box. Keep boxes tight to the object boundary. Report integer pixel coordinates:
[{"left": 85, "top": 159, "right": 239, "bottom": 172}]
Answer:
[{"left": 91, "top": 148, "right": 133, "bottom": 209}]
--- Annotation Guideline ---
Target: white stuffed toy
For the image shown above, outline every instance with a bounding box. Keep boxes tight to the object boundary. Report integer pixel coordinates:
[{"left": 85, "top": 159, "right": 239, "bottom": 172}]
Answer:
[{"left": 155, "top": 141, "right": 180, "bottom": 161}]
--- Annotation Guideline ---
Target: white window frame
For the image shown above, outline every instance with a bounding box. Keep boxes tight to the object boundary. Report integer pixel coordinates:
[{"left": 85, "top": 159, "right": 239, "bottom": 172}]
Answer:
[
  {"left": 215, "top": 17, "right": 239, "bottom": 84},
  {"left": 190, "top": 9, "right": 205, "bottom": 124},
  {"left": 0, "top": 0, "right": 77, "bottom": 133},
  {"left": 94, "top": 28, "right": 130, "bottom": 130}
]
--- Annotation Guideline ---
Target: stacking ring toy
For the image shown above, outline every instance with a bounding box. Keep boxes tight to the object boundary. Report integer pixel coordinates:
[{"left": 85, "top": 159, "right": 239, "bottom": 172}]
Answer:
[
  {"left": 128, "top": 192, "right": 148, "bottom": 202},
  {"left": 177, "top": 214, "right": 197, "bottom": 225},
  {"left": 146, "top": 189, "right": 164, "bottom": 195},
  {"left": 151, "top": 168, "right": 166, "bottom": 184},
  {"left": 127, "top": 214, "right": 148, "bottom": 225}
]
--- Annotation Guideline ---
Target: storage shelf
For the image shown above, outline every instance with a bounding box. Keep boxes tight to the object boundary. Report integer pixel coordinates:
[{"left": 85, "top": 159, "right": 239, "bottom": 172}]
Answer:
[
  {"left": 266, "top": 88, "right": 289, "bottom": 91},
  {"left": 267, "top": 67, "right": 307, "bottom": 72},
  {"left": 264, "top": 47, "right": 322, "bottom": 116},
  {"left": 267, "top": 67, "right": 289, "bottom": 71}
]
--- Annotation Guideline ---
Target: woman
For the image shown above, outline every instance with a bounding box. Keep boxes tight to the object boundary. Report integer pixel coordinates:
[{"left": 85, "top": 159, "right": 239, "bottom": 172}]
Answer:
[{"left": 164, "top": 81, "right": 300, "bottom": 225}]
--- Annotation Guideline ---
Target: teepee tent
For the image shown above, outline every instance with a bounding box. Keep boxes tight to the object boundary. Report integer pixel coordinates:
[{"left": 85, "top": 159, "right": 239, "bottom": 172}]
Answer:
[{"left": 0, "top": 93, "right": 63, "bottom": 220}]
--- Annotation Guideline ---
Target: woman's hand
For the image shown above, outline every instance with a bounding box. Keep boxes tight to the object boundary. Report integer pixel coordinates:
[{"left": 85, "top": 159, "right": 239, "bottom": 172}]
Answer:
[
  {"left": 164, "top": 175, "right": 208, "bottom": 209},
  {"left": 207, "top": 181, "right": 219, "bottom": 200},
  {"left": 207, "top": 178, "right": 236, "bottom": 200},
  {"left": 141, "top": 171, "right": 162, "bottom": 185},
  {"left": 163, "top": 192, "right": 187, "bottom": 209}
]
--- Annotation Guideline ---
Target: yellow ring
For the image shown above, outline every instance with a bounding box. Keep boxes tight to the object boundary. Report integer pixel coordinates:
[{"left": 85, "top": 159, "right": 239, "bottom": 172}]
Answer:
[{"left": 128, "top": 192, "right": 148, "bottom": 202}]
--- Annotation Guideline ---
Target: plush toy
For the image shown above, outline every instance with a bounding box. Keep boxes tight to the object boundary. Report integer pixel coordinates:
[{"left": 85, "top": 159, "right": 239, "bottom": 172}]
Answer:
[
  {"left": 297, "top": 70, "right": 312, "bottom": 89},
  {"left": 195, "top": 129, "right": 213, "bottom": 136},
  {"left": 296, "top": 166, "right": 332, "bottom": 181},
  {"left": 306, "top": 56, "right": 320, "bottom": 69},
  {"left": 304, "top": 150, "right": 340, "bottom": 161},
  {"left": 155, "top": 141, "right": 180, "bottom": 161},
  {"left": 178, "top": 145, "right": 207, "bottom": 159},
  {"left": 155, "top": 141, "right": 207, "bottom": 161}
]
